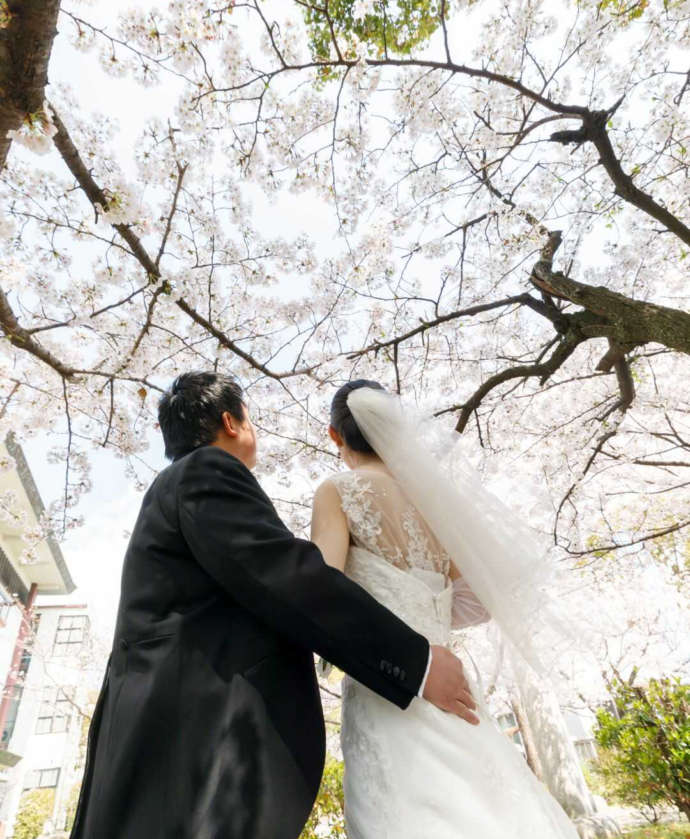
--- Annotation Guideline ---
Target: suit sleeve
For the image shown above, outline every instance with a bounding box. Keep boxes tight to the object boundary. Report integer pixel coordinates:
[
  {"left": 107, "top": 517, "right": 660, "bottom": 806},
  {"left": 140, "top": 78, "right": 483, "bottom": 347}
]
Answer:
[{"left": 177, "top": 446, "right": 430, "bottom": 709}]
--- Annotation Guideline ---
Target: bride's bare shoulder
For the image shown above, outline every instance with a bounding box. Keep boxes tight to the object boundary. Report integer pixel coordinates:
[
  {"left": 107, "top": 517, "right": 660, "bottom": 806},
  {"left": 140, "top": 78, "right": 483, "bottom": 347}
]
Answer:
[
  {"left": 314, "top": 471, "right": 366, "bottom": 508},
  {"left": 316, "top": 470, "right": 351, "bottom": 488},
  {"left": 315, "top": 470, "right": 383, "bottom": 501},
  {"left": 312, "top": 475, "right": 351, "bottom": 530},
  {"left": 313, "top": 470, "right": 351, "bottom": 499}
]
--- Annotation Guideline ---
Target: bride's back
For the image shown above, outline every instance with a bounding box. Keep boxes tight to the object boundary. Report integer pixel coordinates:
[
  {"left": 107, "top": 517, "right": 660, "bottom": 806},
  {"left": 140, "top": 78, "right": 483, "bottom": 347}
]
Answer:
[{"left": 329, "top": 468, "right": 452, "bottom": 583}]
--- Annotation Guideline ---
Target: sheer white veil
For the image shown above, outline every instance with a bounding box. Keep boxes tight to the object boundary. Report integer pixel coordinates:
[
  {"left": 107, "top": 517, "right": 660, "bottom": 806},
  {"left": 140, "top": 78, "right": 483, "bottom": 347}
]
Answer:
[{"left": 347, "top": 386, "right": 590, "bottom": 677}]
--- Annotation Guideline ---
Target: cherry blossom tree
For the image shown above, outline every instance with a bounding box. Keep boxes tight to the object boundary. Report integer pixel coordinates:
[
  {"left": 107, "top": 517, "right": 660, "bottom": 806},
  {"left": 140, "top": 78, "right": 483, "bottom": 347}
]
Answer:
[{"left": 0, "top": 0, "right": 688, "bottom": 575}]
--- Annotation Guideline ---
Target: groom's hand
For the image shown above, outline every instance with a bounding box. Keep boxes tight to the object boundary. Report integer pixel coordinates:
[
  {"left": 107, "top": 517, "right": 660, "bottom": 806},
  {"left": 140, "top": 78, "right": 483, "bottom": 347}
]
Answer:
[{"left": 422, "top": 645, "right": 480, "bottom": 725}]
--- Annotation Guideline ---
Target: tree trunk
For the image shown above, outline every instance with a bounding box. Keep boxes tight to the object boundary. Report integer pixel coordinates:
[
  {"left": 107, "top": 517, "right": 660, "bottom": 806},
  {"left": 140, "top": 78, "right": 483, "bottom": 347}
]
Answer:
[
  {"left": 511, "top": 656, "right": 624, "bottom": 838},
  {"left": 0, "top": 0, "right": 62, "bottom": 170},
  {"left": 509, "top": 694, "right": 544, "bottom": 780},
  {"left": 512, "top": 654, "right": 596, "bottom": 817}
]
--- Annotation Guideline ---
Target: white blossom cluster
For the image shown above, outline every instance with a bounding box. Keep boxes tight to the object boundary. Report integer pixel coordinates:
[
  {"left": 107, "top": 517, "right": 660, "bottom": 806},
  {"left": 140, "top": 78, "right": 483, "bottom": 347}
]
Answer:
[{"left": 5, "top": 101, "right": 57, "bottom": 155}]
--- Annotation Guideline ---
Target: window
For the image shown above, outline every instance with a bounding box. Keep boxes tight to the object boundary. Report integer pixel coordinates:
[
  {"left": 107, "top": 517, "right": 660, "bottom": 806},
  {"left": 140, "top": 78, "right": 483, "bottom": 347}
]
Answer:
[
  {"left": 23, "top": 768, "right": 60, "bottom": 790},
  {"left": 496, "top": 712, "right": 524, "bottom": 748},
  {"left": 53, "top": 615, "right": 89, "bottom": 656},
  {"left": 0, "top": 587, "right": 12, "bottom": 625},
  {"left": 574, "top": 738, "right": 597, "bottom": 762},
  {"left": 35, "top": 686, "right": 74, "bottom": 735}
]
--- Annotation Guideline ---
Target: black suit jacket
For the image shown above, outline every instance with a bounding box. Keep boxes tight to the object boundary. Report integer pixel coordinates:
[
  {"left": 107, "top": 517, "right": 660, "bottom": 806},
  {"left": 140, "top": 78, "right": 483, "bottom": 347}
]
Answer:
[{"left": 69, "top": 446, "right": 429, "bottom": 839}]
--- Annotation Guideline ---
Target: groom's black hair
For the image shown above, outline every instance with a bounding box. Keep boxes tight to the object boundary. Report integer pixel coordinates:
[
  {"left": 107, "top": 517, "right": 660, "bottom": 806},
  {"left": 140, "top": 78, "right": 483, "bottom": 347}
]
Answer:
[
  {"left": 158, "top": 371, "right": 245, "bottom": 460},
  {"left": 330, "top": 379, "right": 385, "bottom": 455}
]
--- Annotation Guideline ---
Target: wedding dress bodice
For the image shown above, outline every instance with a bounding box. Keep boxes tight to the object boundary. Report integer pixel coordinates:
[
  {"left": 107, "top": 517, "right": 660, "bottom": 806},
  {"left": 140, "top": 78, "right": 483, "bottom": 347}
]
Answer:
[
  {"left": 330, "top": 469, "right": 455, "bottom": 644},
  {"left": 347, "top": 547, "right": 452, "bottom": 645}
]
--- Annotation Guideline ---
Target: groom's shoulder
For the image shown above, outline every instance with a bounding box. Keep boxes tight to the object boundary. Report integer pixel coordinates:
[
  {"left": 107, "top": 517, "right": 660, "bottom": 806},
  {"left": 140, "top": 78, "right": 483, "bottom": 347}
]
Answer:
[
  {"left": 163, "top": 446, "right": 274, "bottom": 515},
  {"left": 172, "top": 445, "right": 245, "bottom": 468},
  {"left": 169, "top": 445, "right": 255, "bottom": 486}
]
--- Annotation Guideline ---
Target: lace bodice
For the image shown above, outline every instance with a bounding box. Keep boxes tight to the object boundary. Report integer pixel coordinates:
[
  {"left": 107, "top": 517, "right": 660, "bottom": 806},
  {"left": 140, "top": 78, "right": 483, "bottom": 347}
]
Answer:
[{"left": 328, "top": 469, "right": 452, "bottom": 582}]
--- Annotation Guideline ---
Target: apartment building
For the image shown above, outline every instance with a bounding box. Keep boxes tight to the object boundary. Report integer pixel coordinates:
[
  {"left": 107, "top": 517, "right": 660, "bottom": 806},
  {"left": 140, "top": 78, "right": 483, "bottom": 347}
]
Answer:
[
  {"left": 2, "top": 600, "right": 100, "bottom": 838},
  {"left": 0, "top": 435, "right": 84, "bottom": 839}
]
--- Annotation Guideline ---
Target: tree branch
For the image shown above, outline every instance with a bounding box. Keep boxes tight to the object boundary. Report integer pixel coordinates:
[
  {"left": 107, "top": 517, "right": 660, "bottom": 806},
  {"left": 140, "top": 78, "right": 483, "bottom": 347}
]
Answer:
[
  {"left": 176, "top": 298, "right": 322, "bottom": 380},
  {"left": 346, "top": 293, "right": 534, "bottom": 359},
  {"left": 549, "top": 107, "right": 690, "bottom": 246},
  {"left": 0, "top": 286, "right": 77, "bottom": 379},
  {"left": 50, "top": 105, "right": 319, "bottom": 382},
  {"left": 453, "top": 331, "right": 584, "bottom": 432},
  {"left": 530, "top": 258, "right": 690, "bottom": 354}
]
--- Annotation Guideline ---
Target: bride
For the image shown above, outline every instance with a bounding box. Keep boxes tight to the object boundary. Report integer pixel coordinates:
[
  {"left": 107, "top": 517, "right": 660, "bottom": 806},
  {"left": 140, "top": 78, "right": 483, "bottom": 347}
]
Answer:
[{"left": 310, "top": 380, "right": 582, "bottom": 839}]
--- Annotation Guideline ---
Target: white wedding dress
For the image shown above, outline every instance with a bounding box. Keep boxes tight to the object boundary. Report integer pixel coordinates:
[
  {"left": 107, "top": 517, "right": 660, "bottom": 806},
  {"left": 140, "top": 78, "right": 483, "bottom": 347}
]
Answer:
[{"left": 328, "top": 468, "right": 582, "bottom": 839}]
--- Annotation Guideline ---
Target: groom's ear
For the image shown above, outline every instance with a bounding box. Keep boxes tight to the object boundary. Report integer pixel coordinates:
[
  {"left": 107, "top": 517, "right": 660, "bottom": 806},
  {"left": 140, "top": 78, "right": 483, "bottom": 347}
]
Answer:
[{"left": 220, "top": 410, "right": 241, "bottom": 439}]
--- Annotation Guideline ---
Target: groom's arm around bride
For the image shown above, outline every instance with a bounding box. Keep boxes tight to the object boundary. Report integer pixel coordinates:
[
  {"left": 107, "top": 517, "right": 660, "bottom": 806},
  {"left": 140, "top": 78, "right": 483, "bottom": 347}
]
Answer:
[{"left": 69, "top": 370, "right": 475, "bottom": 839}]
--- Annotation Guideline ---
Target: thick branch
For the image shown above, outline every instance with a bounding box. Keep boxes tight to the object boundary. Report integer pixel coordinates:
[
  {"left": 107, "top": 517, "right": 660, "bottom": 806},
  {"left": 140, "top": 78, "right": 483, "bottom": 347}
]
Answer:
[
  {"left": 0, "top": 0, "right": 61, "bottom": 170},
  {"left": 608, "top": 353, "right": 635, "bottom": 415},
  {"left": 530, "top": 263, "right": 690, "bottom": 354},
  {"left": 450, "top": 225, "right": 669, "bottom": 432},
  {"left": 49, "top": 106, "right": 161, "bottom": 278}
]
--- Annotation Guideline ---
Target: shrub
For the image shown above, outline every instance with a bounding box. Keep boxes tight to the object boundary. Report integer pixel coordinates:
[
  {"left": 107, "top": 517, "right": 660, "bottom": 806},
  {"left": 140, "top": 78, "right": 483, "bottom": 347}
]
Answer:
[
  {"left": 300, "top": 758, "right": 346, "bottom": 839},
  {"left": 13, "top": 787, "right": 55, "bottom": 839},
  {"left": 592, "top": 676, "right": 690, "bottom": 822}
]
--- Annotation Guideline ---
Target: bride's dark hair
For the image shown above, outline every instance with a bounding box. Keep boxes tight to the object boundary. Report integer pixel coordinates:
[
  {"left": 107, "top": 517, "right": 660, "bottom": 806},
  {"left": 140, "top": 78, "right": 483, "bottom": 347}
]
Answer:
[{"left": 330, "top": 379, "right": 386, "bottom": 454}]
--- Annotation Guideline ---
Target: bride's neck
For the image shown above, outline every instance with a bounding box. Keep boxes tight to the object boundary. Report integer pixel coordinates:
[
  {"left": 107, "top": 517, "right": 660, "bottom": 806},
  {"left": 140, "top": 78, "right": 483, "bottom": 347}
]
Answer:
[{"left": 347, "top": 451, "right": 385, "bottom": 471}]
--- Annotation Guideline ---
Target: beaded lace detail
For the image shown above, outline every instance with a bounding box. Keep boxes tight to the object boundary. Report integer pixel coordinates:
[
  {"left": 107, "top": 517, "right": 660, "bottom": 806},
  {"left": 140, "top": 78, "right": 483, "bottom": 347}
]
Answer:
[{"left": 329, "top": 470, "right": 452, "bottom": 582}]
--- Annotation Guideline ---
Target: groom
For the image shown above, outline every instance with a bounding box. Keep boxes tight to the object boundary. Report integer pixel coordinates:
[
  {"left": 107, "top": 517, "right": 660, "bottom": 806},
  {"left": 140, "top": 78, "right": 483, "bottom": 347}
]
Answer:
[{"left": 69, "top": 371, "right": 477, "bottom": 839}]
